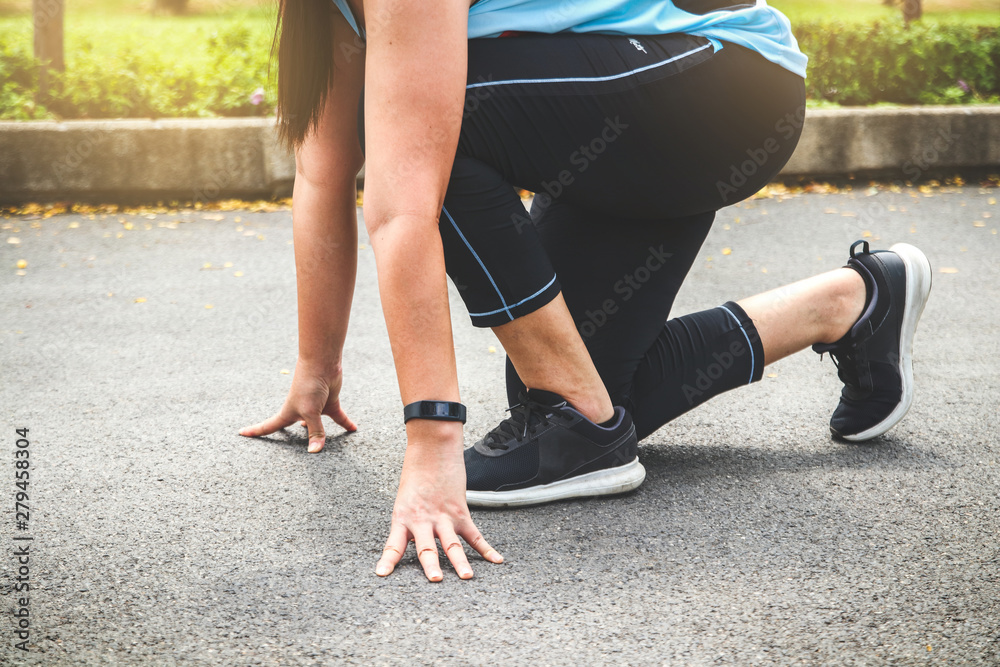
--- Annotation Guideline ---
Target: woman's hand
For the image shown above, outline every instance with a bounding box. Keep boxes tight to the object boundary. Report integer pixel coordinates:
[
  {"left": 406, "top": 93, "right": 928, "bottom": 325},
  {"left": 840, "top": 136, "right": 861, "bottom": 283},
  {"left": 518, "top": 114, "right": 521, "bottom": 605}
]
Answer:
[
  {"left": 376, "top": 420, "right": 503, "bottom": 581},
  {"left": 239, "top": 359, "right": 357, "bottom": 453}
]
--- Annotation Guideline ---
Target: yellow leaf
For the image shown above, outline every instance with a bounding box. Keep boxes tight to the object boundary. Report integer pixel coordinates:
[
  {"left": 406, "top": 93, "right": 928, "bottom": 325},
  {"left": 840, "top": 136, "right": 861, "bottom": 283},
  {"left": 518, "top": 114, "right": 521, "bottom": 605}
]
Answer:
[
  {"left": 488, "top": 346, "right": 497, "bottom": 354},
  {"left": 15, "top": 259, "right": 27, "bottom": 269},
  {"left": 202, "top": 262, "right": 213, "bottom": 269},
  {"left": 722, "top": 247, "right": 732, "bottom": 256},
  {"left": 973, "top": 221, "right": 986, "bottom": 228},
  {"left": 939, "top": 267, "right": 959, "bottom": 274},
  {"left": 256, "top": 234, "right": 265, "bottom": 241},
  {"left": 235, "top": 226, "right": 244, "bottom": 232},
  {"left": 767, "top": 373, "right": 777, "bottom": 378},
  {"left": 68, "top": 221, "right": 80, "bottom": 229},
  {"left": 280, "top": 369, "right": 290, "bottom": 375},
  {"left": 989, "top": 198, "right": 996, "bottom": 205},
  {"left": 234, "top": 216, "right": 242, "bottom": 223},
  {"left": 233, "top": 271, "right": 244, "bottom": 277},
  {"left": 204, "top": 304, "right": 214, "bottom": 309},
  {"left": 7, "top": 237, "right": 20, "bottom": 244},
  {"left": 706, "top": 256, "right": 713, "bottom": 262},
  {"left": 123, "top": 221, "right": 134, "bottom": 230},
  {"left": 106, "top": 292, "right": 113, "bottom": 297},
  {"left": 862, "top": 230, "right": 873, "bottom": 238},
  {"left": 761, "top": 267, "right": 768, "bottom": 273},
  {"left": 134, "top": 297, "right": 147, "bottom": 303},
  {"left": 116, "top": 232, "right": 124, "bottom": 239},
  {"left": 223, "top": 262, "right": 233, "bottom": 268}
]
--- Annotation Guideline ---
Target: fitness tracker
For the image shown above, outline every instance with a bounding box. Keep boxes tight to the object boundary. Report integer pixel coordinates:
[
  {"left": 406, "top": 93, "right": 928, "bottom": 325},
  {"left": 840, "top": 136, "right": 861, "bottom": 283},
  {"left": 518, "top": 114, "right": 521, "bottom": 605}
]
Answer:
[{"left": 403, "top": 400, "right": 468, "bottom": 424}]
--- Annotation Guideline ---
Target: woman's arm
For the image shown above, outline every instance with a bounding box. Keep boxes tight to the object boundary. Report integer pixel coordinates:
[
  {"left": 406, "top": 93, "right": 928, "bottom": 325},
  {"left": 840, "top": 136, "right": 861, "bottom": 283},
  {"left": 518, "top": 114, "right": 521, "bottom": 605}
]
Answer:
[
  {"left": 362, "top": 0, "right": 502, "bottom": 580},
  {"left": 240, "top": 11, "right": 366, "bottom": 451}
]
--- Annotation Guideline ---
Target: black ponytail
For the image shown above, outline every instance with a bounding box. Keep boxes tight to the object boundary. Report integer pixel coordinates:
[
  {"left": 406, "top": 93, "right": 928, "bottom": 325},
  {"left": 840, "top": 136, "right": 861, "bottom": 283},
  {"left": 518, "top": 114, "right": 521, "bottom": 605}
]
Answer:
[{"left": 272, "top": 0, "right": 335, "bottom": 148}]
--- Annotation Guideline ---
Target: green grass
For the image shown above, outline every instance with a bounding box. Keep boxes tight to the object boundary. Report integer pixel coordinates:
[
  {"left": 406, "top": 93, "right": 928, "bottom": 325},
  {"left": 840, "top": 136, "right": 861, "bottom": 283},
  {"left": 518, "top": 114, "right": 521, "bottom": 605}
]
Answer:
[
  {"left": 771, "top": 0, "right": 1000, "bottom": 26},
  {"left": 0, "top": 0, "right": 997, "bottom": 119}
]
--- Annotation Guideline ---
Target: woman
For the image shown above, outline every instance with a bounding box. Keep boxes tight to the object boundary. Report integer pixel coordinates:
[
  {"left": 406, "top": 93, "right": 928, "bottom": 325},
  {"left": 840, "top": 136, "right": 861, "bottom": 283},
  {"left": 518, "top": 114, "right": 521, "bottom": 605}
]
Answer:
[{"left": 241, "top": 0, "right": 932, "bottom": 582}]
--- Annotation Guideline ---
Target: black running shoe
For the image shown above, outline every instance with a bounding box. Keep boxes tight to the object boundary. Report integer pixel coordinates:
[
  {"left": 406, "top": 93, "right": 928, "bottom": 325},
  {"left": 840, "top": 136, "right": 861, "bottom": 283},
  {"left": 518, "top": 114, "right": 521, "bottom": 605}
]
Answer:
[
  {"left": 465, "top": 389, "right": 644, "bottom": 508},
  {"left": 813, "top": 240, "right": 932, "bottom": 441}
]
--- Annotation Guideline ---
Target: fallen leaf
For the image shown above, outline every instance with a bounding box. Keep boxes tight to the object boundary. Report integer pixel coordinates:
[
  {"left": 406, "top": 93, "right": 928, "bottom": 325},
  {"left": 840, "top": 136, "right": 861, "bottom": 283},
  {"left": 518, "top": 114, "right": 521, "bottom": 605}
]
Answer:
[
  {"left": 989, "top": 198, "right": 996, "bottom": 205},
  {"left": 973, "top": 221, "right": 986, "bottom": 228},
  {"left": 706, "top": 256, "right": 713, "bottom": 262},
  {"left": 123, "top": 221, "right": 134, "bottom": 230},
  {"left": 235, "top": 226, "right": 244, "bottom": 232},
  {"left": 7, "top": 237, "right": 20, "bottom": 244},
  {"left": 204, "top": 304, "right": 214, "bottom": 309},
  {"left": 68, "top": 221, "right": 79, "bottom": 229},
  {"left": 16, "top": 259, "right": 26, "bottom": 269},
  {"left": 234, "top": 216, "right": 242, "bottom": 223},
  {"left": 359, "top": 243, "right": 367, "bottom": 250},
  {"left": 488, "top": 346, "right": 496, "bottom": 354},
  {"left": 280, "top": 369, "right": 290, "bottom": 375},
  {"left": 223, "top": 262, "right": 233, "bottom": 268},
  {"left": 767, "top": 373, "right": 777, "bottom": 378},
  {"left": 202, "top": 262, "right": 213, "bottom": 269},
  {"left": 721, "top": 247, "right": 732, "bottom": 256},
  {"left": 939, "top": 267, "right": 959, "bottom": 274},
  {"left": 202, "top": 213, "right": 225, "bottom": 221},
  {"left": 134, "top": 297, "right": 147, "bottom": 303},
  {"left": 256, "top": 234, "right": 265, "bottom": 241},
  {"left": 233, "top": 271, "right": 244, "bottom": 277},
  {"left": 862, "top": 230, "right": 873, "bottom": 238},
  {"left": 761, "top": 267, "right": 768, "bottom": 273}
]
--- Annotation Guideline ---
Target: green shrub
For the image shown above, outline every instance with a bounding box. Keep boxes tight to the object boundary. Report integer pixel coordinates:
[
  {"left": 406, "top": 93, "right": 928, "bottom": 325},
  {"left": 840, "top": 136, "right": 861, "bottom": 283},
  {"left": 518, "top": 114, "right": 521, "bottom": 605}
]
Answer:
[
  {"left": 0, "top": 17, "right": 997, "bottom": 120},
  {"left": 795, "top": 20, "right": 1000, "bottom": 104},
  {"left": 0, "top": 18, "right": 275, "bottom": 120}
]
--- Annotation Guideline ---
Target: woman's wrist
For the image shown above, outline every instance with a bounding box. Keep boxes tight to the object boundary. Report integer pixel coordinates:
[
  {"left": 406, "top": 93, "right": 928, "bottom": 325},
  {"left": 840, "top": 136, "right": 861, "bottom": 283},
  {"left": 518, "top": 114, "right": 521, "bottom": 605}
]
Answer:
[
  {"left": 295, "top": 353, "right": 343, "bottom": 376},
  {"left": 405, "top": 418, "right": 465, "bottom": 450}
]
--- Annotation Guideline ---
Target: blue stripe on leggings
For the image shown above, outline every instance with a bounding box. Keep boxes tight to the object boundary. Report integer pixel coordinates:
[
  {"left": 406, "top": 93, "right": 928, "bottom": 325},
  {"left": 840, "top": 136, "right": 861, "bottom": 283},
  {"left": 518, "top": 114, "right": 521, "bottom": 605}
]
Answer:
[
  {"left": 442, "top": 206, "right": 513, "bottom": 321},
  {"left": 718, "top": 305, "right": 755, "bottom": 384}
]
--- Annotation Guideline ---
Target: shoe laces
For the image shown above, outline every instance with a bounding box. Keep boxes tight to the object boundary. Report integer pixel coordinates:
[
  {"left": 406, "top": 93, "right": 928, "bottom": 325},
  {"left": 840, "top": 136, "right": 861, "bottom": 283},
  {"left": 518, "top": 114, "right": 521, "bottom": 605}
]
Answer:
[
  {"left": 822, "top": 347, "right": 861, "bottom": 390},
  {"left": 482, "top": 395, "right": 562, "bottom": 451}
]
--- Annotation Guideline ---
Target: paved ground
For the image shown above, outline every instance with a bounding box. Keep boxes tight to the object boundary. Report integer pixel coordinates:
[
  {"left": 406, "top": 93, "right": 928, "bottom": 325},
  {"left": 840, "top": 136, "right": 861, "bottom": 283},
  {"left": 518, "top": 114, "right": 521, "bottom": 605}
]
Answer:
[{"left": 2, "top": 185, "right": 999, "bottom": 665}]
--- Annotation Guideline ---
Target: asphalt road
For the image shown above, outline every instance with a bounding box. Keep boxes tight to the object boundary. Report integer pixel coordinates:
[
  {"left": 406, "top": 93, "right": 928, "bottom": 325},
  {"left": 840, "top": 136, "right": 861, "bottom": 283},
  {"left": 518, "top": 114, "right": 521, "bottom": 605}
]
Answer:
[{"left": 2, "top": 185, "right": 999, "bottom": 665}]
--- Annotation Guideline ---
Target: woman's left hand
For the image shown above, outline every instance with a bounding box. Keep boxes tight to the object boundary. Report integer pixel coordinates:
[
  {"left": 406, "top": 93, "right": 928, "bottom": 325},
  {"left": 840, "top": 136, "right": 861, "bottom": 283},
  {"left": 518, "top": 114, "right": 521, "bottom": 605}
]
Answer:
[{"left": 376, "top": 421, "right": 504, "bottom": 581}]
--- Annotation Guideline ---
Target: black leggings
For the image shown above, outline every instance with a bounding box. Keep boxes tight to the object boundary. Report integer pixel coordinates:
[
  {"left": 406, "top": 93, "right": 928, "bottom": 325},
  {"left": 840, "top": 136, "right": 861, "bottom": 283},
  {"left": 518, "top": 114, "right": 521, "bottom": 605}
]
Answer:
[{"left": 365, "top": 33, "right": 805, "bottom": 441}]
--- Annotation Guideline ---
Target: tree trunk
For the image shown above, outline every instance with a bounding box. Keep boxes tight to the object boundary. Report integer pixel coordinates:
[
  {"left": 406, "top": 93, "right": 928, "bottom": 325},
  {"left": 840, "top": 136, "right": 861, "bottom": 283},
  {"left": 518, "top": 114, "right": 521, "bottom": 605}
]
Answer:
[
  {"left": 32, "top": 0, "right": 64, "bottom": 99},
  {"left": 903, "top": 0, "right": 923, "bottom": 23},
  {"left": 154, "top": 0, "right": 190, "bottom": 14}
]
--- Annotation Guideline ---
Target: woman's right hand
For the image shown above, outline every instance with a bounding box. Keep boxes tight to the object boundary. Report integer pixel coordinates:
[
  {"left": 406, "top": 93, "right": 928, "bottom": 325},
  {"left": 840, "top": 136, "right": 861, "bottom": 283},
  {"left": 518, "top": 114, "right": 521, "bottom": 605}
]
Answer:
[{"left": 239, "top": 359, "right": 357, "bottom": 452}]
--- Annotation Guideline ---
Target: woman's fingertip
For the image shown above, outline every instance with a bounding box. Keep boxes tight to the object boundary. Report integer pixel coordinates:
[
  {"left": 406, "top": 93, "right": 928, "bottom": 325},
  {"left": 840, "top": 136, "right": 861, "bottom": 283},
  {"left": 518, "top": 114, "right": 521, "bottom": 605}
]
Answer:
[
  {"left": 308, "top": 442, "right": 322, "bottom": 453},
  {"left": 376, "top": 565, "right": 389, "bottom": 576}
]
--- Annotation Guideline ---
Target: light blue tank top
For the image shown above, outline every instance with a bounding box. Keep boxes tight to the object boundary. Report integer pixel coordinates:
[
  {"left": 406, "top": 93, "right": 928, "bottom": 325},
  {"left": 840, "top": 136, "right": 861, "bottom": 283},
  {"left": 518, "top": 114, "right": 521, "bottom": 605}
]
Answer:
[{"left": 331, "top": 0, "right": 807, "bottom": 78}]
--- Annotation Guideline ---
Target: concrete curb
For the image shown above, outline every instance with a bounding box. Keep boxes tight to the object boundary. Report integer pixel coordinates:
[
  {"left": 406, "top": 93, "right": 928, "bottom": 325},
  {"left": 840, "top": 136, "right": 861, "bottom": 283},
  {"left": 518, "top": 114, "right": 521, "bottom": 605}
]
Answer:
[{"left": 1, "top": 106, "right": 998, "bottom": 204}]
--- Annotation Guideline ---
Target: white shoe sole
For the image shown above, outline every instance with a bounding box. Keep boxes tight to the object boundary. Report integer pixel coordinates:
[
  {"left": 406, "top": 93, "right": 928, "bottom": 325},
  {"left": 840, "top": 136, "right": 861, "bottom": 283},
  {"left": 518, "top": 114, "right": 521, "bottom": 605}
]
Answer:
[
  {"left": 466, "top": 457, "right": 646, "bottom": 508},
  {"left": 841, "top": 243, "right": 932, "bottom": 442}
]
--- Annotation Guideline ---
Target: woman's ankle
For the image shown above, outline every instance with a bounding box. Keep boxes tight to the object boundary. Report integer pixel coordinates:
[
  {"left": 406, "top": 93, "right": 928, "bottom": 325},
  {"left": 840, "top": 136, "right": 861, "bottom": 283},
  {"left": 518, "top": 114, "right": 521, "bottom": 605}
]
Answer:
[{"left": 817, "top": 268, "right": 867, "bottom": 344}]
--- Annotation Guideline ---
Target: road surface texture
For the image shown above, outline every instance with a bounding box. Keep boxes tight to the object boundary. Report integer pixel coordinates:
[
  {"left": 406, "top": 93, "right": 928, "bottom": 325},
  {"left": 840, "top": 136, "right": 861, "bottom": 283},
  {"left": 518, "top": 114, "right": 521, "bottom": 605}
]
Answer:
[{"left": 2, "top": 184, "right": 999, "bottom": 665}]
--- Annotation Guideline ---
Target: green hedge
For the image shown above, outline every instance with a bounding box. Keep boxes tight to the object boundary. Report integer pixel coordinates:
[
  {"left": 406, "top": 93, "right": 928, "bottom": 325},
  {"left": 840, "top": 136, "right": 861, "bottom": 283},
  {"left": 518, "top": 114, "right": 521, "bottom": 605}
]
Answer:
[
  {"left": 0, "top": 20, "right": 274, "bottom": 120},
  {"left": 795, "top": 20, "right": 1000, "bottom": 105},
  {"left": 1, "top": 18, "right": 998, "bottom": 120}
]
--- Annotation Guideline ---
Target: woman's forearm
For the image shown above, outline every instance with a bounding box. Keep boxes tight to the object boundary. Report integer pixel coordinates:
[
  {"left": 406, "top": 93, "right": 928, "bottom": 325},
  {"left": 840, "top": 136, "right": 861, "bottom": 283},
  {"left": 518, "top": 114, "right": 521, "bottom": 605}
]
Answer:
[
  {"left": 368, "top": 214, "right": 460, "bottom": 406},
  {"left": 292, "top": 173, "right": 359, "bottom": 370}
]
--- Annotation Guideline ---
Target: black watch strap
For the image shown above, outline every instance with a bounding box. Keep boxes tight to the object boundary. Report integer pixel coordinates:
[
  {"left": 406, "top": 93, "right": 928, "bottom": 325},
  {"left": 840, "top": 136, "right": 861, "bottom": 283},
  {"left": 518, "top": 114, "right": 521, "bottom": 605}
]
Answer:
[{"left": 403, "top": 400, "right": 467, "bottom": 424}]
